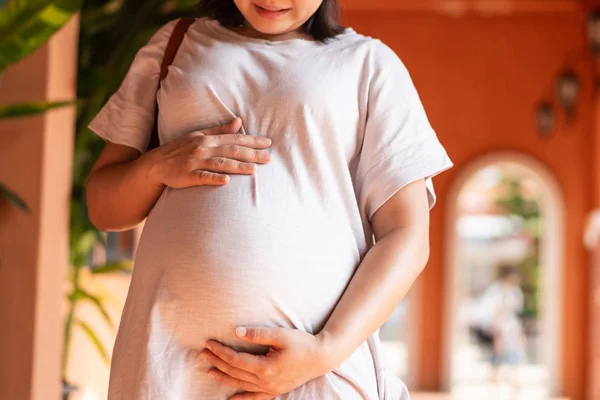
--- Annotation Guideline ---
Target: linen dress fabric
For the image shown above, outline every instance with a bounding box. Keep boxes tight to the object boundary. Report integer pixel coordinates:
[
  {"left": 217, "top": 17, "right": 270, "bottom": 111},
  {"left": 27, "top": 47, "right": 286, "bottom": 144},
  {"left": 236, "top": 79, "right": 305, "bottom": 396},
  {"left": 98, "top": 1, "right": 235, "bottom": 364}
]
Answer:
[{"left": 88, "top": 18, "right": 453, "bottom": 400}]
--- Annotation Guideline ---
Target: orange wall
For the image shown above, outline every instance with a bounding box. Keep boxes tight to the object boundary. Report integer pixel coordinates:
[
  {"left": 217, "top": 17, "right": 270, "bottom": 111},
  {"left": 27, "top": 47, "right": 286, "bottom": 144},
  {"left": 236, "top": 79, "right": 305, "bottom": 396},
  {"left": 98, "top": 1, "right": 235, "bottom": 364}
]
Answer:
[{"left": 345, "top": 10, "right": 593, "bottom": 399}]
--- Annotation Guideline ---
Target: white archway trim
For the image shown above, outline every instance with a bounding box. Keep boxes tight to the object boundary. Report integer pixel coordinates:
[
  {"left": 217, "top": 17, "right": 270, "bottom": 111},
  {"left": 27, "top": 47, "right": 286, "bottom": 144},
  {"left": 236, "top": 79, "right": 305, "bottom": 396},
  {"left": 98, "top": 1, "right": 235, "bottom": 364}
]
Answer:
[
  {"left": 441, "top": 151, "right": 565, "bottom": 396},
  {"left": 584, "top": 209, "right": 600, "bottom": 251}
]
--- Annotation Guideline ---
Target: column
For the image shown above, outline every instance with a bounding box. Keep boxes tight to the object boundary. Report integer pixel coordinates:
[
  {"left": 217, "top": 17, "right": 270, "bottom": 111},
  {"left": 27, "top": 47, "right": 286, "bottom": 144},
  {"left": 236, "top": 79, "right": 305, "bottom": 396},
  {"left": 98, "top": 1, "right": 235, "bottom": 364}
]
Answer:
[{"left": 0, "top": 16, "right": 79, "bottom": 400}]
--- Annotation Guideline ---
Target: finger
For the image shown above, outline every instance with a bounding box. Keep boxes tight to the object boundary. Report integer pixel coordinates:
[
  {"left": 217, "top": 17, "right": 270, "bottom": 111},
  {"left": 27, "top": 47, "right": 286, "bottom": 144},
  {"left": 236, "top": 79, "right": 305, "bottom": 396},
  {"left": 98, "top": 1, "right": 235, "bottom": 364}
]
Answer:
[
  {"left": 201, "top": 350, "right": 260, "bottom": 384},
  {"left": 202, "top": 118, "right": 243, "bottom": 135},
  {"left": 235, "top": 327, "right": 287, "bottom": 347},
  {"left": 199, "top": 158, "right": 256, "bottom": 175},
  {"left": 205, "top": 341, "right": 266, "bottom": 375},
  {"left": 208, "top": 368, "right": 263, "bottom": 393},
  {"left": 190, "top": 170, "right": 230, "bottom": 186},
  {"left": 203, "top": 134, "right": 272, "bottom": 149},
  {"left": 229, "top": 392, "right": 274, "bottom": 400},
  {"left": 209, "top": 145, "right": 271, "bottom": 164}
]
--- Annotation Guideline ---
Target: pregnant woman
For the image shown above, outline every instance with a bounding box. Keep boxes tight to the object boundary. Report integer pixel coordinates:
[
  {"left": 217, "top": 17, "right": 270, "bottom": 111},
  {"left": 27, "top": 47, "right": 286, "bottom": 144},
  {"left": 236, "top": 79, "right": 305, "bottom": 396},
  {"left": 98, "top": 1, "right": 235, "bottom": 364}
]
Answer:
[{"left": 86, "top": 1, "right": 453, "bottom": 399}]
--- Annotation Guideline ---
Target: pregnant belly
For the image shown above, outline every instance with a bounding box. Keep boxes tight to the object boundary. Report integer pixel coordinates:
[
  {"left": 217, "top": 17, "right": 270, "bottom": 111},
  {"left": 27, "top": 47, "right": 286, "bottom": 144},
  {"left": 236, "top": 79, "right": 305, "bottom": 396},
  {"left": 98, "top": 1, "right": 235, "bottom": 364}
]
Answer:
[{"left": 134, "top": 179, "right": 361, "bottom": 353}]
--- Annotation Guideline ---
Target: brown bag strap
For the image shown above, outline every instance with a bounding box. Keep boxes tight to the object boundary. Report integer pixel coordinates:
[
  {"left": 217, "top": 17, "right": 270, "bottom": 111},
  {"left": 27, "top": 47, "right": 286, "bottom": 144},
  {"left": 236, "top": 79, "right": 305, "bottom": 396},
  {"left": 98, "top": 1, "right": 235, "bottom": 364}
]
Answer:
[
  {"left": 148, "top": 17, "right": 195, "bottom": 151},
  {"left": 160, "top": 17, "right": 195, "bottom": 81}
]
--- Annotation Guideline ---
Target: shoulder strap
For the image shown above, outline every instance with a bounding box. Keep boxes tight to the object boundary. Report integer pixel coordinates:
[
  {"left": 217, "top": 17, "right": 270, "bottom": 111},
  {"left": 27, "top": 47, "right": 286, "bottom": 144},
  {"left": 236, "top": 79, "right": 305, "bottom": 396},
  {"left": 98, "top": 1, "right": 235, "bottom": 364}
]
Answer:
[
  {"left": 148, "top": 17, "right": 195, "bottom": 151},
  {"left": 160, "top": 17, "right": 195, "bottom": 81}
]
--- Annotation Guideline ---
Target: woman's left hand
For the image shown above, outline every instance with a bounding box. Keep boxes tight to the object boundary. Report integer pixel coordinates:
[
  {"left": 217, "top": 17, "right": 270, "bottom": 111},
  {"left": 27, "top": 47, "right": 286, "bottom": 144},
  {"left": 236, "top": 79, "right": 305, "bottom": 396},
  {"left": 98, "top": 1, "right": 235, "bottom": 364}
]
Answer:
[{"left": 198, "top": 327, "right": 335, "bottom": 400}]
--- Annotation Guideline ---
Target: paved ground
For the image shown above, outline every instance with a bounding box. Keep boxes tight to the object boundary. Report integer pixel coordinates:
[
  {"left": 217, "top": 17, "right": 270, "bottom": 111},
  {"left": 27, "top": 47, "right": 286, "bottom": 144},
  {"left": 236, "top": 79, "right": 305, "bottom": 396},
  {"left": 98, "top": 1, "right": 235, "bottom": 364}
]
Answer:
[
  {"left": 382, "top": 340, "right": 561, "bottom": 400},
  {"left": 412, "top": 394, "right": 568, "bottom": 400}
]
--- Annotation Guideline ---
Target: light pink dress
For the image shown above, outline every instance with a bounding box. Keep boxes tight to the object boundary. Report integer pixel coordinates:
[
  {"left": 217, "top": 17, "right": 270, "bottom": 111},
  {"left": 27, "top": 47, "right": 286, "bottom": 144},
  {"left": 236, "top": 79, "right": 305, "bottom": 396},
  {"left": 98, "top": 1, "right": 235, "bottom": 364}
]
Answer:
[{"left": 89, "top": 18, "right": 453, "bottom": 400}]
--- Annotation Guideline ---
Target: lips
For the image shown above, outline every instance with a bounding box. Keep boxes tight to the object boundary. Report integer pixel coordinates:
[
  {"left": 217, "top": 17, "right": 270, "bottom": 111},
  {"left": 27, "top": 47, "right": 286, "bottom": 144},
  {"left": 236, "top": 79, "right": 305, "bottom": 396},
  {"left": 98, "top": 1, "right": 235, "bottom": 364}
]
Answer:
[
  {"left": 255, "top": 3, "right": 290, "bottom": 11},
  {"left": 253, "top": 3, "right": 291, "bottom": 19}
]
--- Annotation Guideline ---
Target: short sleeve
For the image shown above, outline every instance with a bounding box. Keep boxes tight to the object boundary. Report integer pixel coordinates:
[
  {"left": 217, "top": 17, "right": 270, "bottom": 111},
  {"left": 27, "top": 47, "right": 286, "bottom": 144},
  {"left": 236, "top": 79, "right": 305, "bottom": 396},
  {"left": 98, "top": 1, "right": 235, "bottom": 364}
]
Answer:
[
  {"left": 87, "top": 20, "right": 179, "bottom": 153},
  {"left": 355, "top": 40, "right": 453, "bottom": 223}
]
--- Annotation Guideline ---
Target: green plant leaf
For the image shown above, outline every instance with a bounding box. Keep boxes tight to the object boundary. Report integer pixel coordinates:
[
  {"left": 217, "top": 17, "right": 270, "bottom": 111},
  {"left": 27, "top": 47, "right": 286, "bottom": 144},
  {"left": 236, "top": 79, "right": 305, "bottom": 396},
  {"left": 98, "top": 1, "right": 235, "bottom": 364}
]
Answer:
[
  {"left": 93, "top": 227, "right": 106, "bottom": 247},
  {"left": 75, "top": 318, "right": 109, "bottom": 363},
  {"left": 0, "top": 0, "right": 84, "bottom": 72},
  {"left": 92, "top": 260, "right": 133, "bottom": 275},
  {"left": 75, "top": 288, "right": 114, "bottom": 328},
  {"left": 73, "top": 230, "right": 97, "bottom": 266},
  {"left": 0, "top": 182, "right": 29, "bottom": 212},
  {"left": 0, "top": 100, "right": 75, "bottom": 118}
]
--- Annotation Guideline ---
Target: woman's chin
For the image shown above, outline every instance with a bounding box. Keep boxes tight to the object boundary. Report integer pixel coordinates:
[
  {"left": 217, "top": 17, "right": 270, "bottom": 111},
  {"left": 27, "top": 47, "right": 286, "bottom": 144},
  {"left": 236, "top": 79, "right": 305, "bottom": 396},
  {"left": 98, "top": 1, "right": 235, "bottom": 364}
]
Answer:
[{"left": 245, "top": 18, "right": 295, "bottom": 36}]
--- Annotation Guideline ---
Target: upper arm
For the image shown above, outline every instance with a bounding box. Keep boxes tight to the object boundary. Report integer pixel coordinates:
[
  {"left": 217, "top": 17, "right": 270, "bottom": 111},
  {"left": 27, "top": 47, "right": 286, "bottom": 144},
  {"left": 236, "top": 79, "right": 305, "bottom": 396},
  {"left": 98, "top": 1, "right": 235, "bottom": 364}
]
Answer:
[{"left": 371, "top": 179, "right": 430, "bottom": 242}]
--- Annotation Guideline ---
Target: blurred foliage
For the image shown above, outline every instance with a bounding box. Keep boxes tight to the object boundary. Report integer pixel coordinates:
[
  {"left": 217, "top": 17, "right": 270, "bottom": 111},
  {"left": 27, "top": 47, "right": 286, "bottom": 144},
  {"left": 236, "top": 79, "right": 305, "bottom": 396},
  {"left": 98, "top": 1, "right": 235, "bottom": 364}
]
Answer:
[
  {"left": 516, "top": 254, "right": 540, "bottom": 320},
  {"left": 0, "top": 0, "right": 83, "bottom": 72},
  {"left": 62, "top": 251, "right": 133, "bottom": 400},
  {"left": 0, "top": 0, "right": 82, "bottom": 211},
  {"left": 0, "top": 0, "right": 119, "bottom": 385},
  {"left": 0, "top": 182, "right": 30, "bottom": 211},
  {"left": 0, "top": 100, "right": 77, "bottom": 118},
  {"left": 61, "top": 0, "right": 199, "bottom": 392},
  {"left": 495, "top": 178, "right": 541, "bottom": 229},
  {"left": 1, "top": 0, "right": 201, "bottom": 392},
  {"left": 495, "top": 177, "right": 541, "bottom": 320},
  {"left": 73, "top": 0, "right": 198, "bottom": 196}
]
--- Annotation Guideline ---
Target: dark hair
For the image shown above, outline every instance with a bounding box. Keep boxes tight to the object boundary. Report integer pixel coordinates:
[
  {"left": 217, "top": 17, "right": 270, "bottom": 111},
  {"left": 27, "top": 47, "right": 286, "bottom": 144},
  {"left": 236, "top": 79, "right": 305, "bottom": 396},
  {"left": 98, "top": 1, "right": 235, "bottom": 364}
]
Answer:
[
  {"left": 497, "top": 264, "right": 520, "bottom": 280},
  {"left": 197, "top": 0, "right": 345, "bottom": 42}
]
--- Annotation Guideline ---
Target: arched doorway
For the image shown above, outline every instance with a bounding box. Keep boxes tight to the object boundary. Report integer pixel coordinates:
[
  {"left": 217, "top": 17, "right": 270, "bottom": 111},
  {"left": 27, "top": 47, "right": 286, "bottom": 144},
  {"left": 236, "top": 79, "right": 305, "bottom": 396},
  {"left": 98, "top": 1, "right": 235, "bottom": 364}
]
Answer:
[{"left": 443, "top": 152, "right": 564, "bottom": 398}]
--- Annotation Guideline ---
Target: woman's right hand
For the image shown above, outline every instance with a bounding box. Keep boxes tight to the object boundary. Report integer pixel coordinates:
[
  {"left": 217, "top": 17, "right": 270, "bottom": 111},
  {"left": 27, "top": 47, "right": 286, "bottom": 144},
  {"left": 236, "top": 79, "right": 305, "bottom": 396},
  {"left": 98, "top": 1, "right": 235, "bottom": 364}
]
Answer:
[{"left": 146, "top": 118, "right": 272, "bottom": 188}]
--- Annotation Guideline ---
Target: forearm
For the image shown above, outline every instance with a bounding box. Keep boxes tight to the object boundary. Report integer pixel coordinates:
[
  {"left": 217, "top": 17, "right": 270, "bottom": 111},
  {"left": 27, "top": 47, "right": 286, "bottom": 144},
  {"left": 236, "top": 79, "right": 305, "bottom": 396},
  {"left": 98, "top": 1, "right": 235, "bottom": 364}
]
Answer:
[
  {"left": 317, "top": 226, "right": 429, "bottom": 367},
  {"left": 86, "top": 151, "right": 164, "bottom": 231}
]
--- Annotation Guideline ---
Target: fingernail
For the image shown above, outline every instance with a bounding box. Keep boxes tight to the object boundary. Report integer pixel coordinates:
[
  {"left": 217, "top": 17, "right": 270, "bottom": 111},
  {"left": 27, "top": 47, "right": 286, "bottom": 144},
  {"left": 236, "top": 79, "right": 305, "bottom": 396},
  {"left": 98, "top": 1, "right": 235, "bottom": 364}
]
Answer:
[
  {"left": 208, "top": 371, "right": 217, "bottom": 379},
  {"left": 236, "top": 327, "right": 247, "bottom": 337}
]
